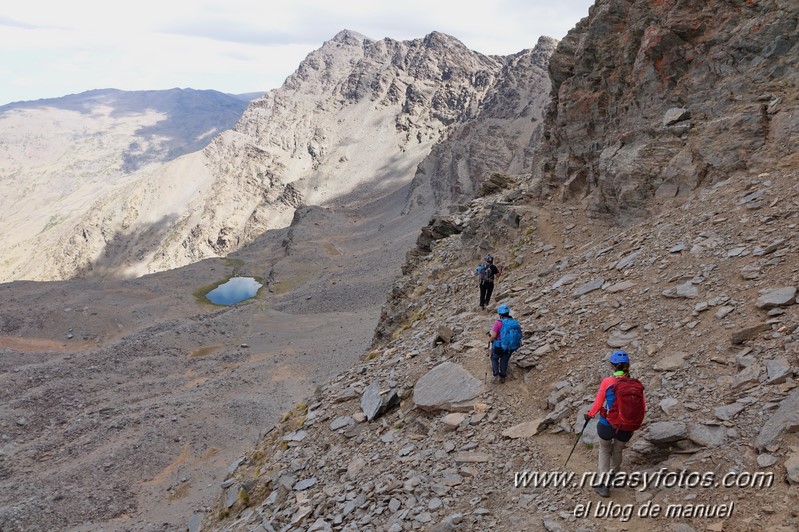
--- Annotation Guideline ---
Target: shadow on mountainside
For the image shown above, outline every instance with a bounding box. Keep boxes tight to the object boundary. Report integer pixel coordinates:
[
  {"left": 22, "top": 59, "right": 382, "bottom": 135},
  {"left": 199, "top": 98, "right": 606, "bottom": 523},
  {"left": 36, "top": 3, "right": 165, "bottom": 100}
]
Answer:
[
  {"left": 75, "top": 214, "right": 180, "bottom": 280},
  {"left": 321, "top": 152, "right": 427, "bottom": 211}
]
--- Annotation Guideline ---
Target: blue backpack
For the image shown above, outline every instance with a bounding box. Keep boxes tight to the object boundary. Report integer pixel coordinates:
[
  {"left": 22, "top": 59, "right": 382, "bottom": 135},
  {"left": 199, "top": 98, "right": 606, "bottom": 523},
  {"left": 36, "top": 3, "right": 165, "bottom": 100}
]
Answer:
[
  {"left": 498, "top": 318, "right": 522, "bottom": 351},
  {"left": 477, "top": 262, "right": 494, "bottom": 283}
]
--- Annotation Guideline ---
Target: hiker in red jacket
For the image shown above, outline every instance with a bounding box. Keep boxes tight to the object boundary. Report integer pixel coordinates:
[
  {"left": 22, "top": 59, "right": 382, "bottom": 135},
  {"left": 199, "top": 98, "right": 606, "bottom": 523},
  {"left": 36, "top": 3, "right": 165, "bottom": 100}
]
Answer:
[{"left": 584, "top": 350, "right": 646, "bottom": 497}]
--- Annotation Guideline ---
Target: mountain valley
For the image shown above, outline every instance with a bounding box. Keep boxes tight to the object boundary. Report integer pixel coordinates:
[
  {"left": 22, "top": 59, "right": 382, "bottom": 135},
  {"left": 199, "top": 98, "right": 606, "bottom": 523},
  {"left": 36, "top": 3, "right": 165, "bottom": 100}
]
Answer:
[{"left": 0, "top": 1, "right": 798, "bottom": 531}]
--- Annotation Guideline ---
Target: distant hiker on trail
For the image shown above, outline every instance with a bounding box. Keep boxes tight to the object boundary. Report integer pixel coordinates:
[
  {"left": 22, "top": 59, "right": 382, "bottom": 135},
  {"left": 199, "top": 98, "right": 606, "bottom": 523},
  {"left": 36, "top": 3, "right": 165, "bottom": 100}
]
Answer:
[
  {"left": 486, "top": 304, "right": 522, "bottom": 383},
  {"left": 476, "top": 255, "right": 503, "bottom": 310},
  {"left": 584, "top": 350, "right": 646, "bottom": 497}
]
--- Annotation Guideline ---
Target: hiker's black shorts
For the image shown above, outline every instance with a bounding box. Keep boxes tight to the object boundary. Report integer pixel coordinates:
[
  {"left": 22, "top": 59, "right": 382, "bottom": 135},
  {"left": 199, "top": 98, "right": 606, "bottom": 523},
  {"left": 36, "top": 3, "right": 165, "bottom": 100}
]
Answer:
[{"left": 597, "top": 421, "right": 633, "bottom": 442}]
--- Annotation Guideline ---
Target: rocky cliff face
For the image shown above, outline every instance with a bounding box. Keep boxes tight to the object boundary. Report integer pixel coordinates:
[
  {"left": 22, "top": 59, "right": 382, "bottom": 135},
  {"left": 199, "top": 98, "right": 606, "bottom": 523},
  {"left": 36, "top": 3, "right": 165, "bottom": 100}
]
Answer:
[
  {"left": 403, "top": 36, "right": 557, "bottom": 212},
  {"left": 535, "top": 0, "right": 799, "bottom": 219}
]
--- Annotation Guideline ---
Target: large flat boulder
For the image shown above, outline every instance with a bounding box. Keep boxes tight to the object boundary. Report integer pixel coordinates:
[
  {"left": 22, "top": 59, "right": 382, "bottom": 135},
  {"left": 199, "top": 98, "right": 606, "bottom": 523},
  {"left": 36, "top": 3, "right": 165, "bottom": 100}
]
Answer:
[
  {"left": 413, "top": 362, "right": 483, "bottom": 413},
  {"left": 755, "top": 389, "right": 799, "bottom": 451},
  {"left": 755, "top": 287, "right": 796, "bottom": 309},
  {"left": 786, "top": 451, "right": 799, "bottom": 485},
  {"left": 654, "top": 351, "right": 689, "bottom": 371},
  {"left": 688, "top": 423, "right": 727, "bottom": 448},
  {"left": 502, "top": 418, "right": 550, "bottom": 439},
  {"left": 646, "top": 421, "right": 688, "bottom": 444},
  {"left": 360, "top": 379, "right": 382, "bottom": 421}
]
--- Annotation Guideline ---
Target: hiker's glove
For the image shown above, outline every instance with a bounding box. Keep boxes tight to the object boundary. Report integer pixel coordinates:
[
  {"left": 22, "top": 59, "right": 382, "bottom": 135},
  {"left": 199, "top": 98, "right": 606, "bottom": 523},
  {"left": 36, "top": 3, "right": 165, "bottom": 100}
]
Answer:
[{"left": 584, "top": 413, "right": 592, "bottom": 421}]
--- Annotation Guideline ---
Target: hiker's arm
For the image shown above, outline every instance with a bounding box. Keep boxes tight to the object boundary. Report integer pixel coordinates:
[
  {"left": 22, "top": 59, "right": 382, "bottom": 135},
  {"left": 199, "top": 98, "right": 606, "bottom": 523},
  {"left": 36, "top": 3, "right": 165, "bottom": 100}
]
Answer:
[
  {"left": 487, "top": 320, "right": 500, "bottom": 346},
  {"left": 586, "top": 377, "right": 614, "bottom": 418}
]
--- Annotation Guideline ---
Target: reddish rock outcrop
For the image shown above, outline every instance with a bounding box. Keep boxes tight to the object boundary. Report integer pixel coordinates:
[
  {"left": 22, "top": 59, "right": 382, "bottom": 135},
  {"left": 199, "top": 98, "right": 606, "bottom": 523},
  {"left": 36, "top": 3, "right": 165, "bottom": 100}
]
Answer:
[{"left": 536, "top": 0, "right": 799, "bottom": 218}]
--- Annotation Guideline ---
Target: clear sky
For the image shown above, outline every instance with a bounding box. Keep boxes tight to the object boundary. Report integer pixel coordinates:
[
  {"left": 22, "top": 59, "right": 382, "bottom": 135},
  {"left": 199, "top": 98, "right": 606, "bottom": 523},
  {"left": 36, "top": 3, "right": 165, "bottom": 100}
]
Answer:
[{"left": 0, "top": 0, "right": 595, "bottom": 106}]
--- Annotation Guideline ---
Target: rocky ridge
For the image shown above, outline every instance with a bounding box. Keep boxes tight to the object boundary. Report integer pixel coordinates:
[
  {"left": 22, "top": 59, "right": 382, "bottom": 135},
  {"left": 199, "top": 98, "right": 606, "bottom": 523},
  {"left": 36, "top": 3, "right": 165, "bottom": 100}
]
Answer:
[
  {"left": 204, "top": 170, "right": 799, "bottom": 532},
  {"left": 187, "top": 30, "right": 555, "bottom": 276},
  {"left": 1, "top": 30, "right": 554, "bottom": 283},
  {"left": 403, "top": 36, "right": 557, "bottom": 213},
  {"left": 0, "top": 89, "right": 252, "bottom": 281}
]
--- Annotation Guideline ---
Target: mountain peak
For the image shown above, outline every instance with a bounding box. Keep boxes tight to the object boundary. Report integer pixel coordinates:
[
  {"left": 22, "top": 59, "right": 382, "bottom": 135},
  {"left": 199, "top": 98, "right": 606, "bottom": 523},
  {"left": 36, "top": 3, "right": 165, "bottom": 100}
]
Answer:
[
  {"left": 535, "top": 35, "right": 558, "bottom": 50},
  {"left": 329, "top": 29, "right": 369, "bottom": 45},
  {"left": 421, "top": 30, "right": 466, "bottom": 49}
]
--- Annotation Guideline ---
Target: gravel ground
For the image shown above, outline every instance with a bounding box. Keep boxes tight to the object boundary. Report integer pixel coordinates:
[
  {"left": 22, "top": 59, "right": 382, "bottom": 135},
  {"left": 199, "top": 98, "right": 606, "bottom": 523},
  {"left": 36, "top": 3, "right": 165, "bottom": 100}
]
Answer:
[{"left": 0, "top": 186, "right": 431, "bottom": 531}]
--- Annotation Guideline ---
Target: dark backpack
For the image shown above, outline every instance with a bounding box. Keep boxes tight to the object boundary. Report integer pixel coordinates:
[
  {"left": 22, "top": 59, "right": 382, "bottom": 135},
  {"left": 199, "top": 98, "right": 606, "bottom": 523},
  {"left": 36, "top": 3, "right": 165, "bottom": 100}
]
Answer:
[
  {"left": 498, "top": 318, "right": 522, "bottom": 352},
  {"left": 602, "top": 376, "right": 646, "bottom": 432},
  {"left": 478, "top": 262, "right": 495, "bottom": 284}
]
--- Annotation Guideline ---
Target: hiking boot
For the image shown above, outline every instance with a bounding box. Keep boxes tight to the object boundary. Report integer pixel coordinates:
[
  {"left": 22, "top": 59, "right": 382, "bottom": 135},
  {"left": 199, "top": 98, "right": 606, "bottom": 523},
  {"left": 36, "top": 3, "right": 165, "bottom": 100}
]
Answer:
[
  {"left": 593, "top": 484, "right": 610, "bottom": 497},
  {"left": 499, "top": 376, "right": 506, "bottom": 384},
  {"left": 492, "top": 375, "right": 500, "bottom": 383}
]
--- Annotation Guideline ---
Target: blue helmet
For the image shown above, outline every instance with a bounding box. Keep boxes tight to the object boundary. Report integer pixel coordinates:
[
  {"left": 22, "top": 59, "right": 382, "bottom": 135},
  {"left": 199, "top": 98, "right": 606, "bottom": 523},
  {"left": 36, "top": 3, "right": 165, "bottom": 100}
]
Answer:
[
  {"left": 497, "top": 304, "right": 510, "bottom": 315},
  {"left": 610, "top": 350, "right": 630, "bottom": 364}
]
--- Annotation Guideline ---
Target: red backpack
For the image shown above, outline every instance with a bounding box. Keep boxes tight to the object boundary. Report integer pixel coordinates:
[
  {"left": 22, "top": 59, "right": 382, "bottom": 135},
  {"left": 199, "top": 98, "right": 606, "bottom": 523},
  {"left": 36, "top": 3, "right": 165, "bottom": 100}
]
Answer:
[{"left": 602, "top": 376, "right": 646, "bottom": 431}]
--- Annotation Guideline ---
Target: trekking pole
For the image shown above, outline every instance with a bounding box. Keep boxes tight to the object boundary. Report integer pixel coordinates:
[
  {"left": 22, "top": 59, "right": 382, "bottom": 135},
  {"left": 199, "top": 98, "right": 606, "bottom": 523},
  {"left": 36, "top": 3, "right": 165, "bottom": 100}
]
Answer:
[{"left": 564, "top": 417, "right": 590, "bottom": 468}]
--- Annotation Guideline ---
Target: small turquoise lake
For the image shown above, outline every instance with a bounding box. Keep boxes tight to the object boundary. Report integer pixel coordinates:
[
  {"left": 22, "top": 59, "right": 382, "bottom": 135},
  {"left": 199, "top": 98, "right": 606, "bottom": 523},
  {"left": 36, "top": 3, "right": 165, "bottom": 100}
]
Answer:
[{"left": 205, "top": 277, "right": 263, "bottom": 305}]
